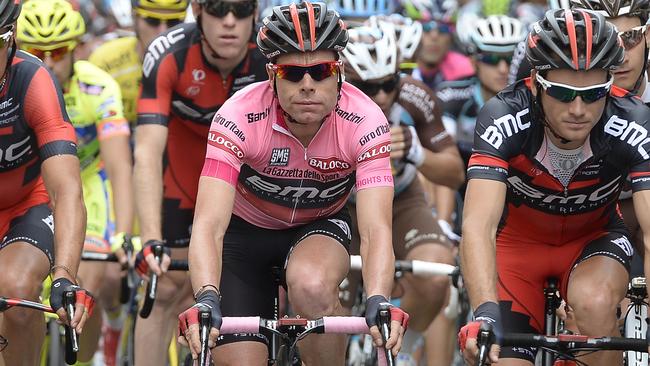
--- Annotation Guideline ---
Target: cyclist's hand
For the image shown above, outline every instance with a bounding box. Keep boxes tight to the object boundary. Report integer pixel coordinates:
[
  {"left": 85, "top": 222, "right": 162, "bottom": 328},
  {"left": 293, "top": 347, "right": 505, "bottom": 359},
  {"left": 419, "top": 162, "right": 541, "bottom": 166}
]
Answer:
[
  {"left": 390, "top": 125, "right": 425, "bottom": 166},
  {"left": 135, "top": 240, "right": 170, "bottom": 279},
  {"left": 178, "top": 290, "right": 222, "bottom": 360},
  {"left": 110, "top": 232, "right": 131, "bottom": 267},
  {"left": 49, "top": 278, "right": 96, "bottom": 334},
  {"left": 458, "top": 302, "right": 502, "bottom": 365},
  {"left": 364, "top": 295, "right": 410, "bottom": 356}
]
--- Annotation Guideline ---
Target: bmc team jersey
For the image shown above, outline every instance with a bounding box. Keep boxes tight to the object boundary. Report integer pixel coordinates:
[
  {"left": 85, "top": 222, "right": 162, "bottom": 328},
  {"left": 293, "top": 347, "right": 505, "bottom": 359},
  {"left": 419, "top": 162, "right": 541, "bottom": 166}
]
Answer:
[
  {"left": 137, "top": 23, "right": 267, "bottom": 214},
  {"left": 388, "top": 76, "right": 454, "bottom": 193},
  {"left": 201, "top": 82, "right": 394, "bottom": 229},
  {"left": 89, "top": 36, "right": 141, "bottom": 124},
  {"left": 0, "top": 51, "right": 77, "bottom": 211},
  {"left": 467, "top": 78, "right": 650, "bottom": 244}
]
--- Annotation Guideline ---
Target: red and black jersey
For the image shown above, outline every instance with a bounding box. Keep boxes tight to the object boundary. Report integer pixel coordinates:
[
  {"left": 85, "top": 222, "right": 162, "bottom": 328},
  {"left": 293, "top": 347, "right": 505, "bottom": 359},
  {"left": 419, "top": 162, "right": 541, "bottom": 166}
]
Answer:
[
  {"left": 0, "top": 51, "right": 77, "bottom": 210},
  {"left": 468, "top": 78, "right": 650, "bottom": 244},
  {"left": 137, "top": 23, "right": 268, "bottom": 211}
]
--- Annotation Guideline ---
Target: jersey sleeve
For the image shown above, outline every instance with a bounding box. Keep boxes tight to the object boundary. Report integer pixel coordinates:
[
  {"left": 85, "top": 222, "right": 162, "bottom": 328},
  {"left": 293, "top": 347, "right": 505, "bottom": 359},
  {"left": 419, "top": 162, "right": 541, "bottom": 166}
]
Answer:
[
  {"left": 136, "top": 50, "right": 178, "bottom": 127},
  {"left": 466, "top": 97, "right": 519, "bottom": 183},
  {"left": 353, "top": 113, "right": 394, "bottom": 191},
  {"left": 24, "top": 66, "right": 77, "bottom": 161},
  {"left": 415, "top": 88, "right": 453, "bottom": 152},
  {"left": 95, "top": 74, "right": 130, "bottom": 140},
  {"left": 200, "top": 101, "right": 249, "bottom": 186}
]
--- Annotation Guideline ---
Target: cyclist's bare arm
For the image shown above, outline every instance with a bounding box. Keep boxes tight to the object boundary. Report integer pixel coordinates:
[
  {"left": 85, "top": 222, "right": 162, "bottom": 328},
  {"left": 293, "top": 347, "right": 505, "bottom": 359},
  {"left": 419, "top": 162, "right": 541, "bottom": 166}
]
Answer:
[
  {"left": 357, "top": 186, "right": 395, "bottom": 300},
  {"left": 434, "top": 184, "right": 457, "bottom": 223},
  {"left": 100, "top": 134, "right": 134, "bottom": 234},
  {"left": 188, "top": 176, "right": 236, "bottom": 294},
  {"left": 418, "top": 144, "right": 465, "bottom": 190},
  {"left": 133, "top": 124, "right": 168, "bottom": 244},
  {"left": 181, "top": 176, "right": 236, "bottom": 351},
  {"left": 632, "top": 190, "right": 650, "bottom": 296},
  {"left": 42, "top": 154, "right": 87, "bottom": 328},
  {"left": 42, "top": 154, "right": 86, "bottom": 280},
  {"left": 460, "top": 178, "right": 506, "bottom": 308}
]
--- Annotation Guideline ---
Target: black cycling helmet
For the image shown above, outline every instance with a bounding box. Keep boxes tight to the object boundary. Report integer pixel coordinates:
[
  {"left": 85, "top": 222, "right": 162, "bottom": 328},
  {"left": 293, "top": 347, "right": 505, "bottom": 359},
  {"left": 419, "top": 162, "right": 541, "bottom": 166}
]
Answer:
[
  {"left": 0, "top": 0, "right": 21, "bottom": 29},
  {"left": 257, "top": 1, "right": 348, "bottom": 59},
  {"left": 570, "top": 0, "right": 650, "bottom": 23},
  {"left": 526, "top": 9, "right": 624, "bottom": 71}
]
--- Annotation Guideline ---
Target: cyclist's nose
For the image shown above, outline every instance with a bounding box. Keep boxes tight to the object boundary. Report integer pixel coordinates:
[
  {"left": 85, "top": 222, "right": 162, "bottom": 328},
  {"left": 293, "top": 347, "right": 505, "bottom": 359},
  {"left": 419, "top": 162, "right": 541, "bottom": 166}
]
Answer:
[{"left": 568, "top": 96, "right": 587, "bottom": 117}]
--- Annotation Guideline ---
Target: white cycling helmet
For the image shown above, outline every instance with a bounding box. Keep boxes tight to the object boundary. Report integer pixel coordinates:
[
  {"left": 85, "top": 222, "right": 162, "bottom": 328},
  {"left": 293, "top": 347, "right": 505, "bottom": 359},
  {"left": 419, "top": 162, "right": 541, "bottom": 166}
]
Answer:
[
  {"left": 369, "top": 14, "right": 422, "bottom": 62},
  {"left": 107, "top": 0, "right": 133, "bottom": 28},
  {"left": 461, "top": 14, "right": 526, "bottom": 54},
  {"left": 343, "top": 22, "right": 398, "bottom": 80},
  {"left": 333, "top": 0, "right": 396, "bottom": 19},
  {"left": 548, "top": 0, "right": 571, "bottom": 9}
]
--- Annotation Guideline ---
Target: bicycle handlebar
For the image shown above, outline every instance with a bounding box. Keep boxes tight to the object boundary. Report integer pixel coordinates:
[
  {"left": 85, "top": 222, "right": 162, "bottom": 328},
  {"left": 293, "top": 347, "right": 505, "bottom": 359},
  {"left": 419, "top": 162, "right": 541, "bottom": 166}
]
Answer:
[
  {"left": 0, "top": 294, "right": 78, "bottom": 364},
  {"left": 349, "top": 255, "right": 458, "bottom": 277},
  {"left": 196, "top": 313, "right": 395, "bottom": 366},
  {"left": 475, "top": 322, "right": 648, "bottom": 366},
  {"left": 139, "top": 247, "right": 189, "bottom": 319}
]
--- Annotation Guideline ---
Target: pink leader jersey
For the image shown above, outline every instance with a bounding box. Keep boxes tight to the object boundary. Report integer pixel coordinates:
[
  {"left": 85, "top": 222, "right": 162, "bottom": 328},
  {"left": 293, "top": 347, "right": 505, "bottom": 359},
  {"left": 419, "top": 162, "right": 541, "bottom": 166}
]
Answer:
[{"left": 201, "top": 81, "right": 394, "bottom": 229}]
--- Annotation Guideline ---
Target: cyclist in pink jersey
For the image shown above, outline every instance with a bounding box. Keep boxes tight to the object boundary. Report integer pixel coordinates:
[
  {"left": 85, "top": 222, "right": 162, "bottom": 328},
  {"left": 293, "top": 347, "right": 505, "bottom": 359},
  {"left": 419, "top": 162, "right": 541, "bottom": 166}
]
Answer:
[{"left": 178, "top": 2, "right": 408, "bottom": 365}]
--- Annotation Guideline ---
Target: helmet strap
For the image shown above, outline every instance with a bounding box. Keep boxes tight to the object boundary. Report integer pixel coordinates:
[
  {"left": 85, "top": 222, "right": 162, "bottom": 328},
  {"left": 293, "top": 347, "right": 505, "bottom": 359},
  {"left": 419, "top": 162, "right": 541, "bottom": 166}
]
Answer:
[
  {"left": 196, "top": 14, "right": 223, "bottom": 59},
  {"left": 631, "top": 39, "right": 649, "bottom": 94},
  {"left": 0, "top": 40, "right": 17, "bottom": 92}
]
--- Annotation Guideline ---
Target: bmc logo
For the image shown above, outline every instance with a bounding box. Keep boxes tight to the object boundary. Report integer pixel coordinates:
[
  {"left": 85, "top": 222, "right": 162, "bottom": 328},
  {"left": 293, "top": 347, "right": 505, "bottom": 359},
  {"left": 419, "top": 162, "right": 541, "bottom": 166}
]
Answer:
[
  {"left": 480, "top": 108, "right": 530, "bottom": 149},
  {"left": 0, "top": 136, "right": 31, "bottom": 164},
  {"left": 508, "top": 175, "right": 620, "bottom": 204},
  {"left": 142, "top": 28, "right": 186, "bottom": 77},
  {"left": 269, "top": 148, "right": 290, "bottom": 166},
  {"left": 246, "top": 175, "right": 351, "bottom": 199},
  {"left": 309, "top": 157, "right": 351, "bottom": 173},
  {"left": 357, "top": 142, "right": 391, "bottom": 163},
  {"left": 207, "top": 131, "right": 244, "bottom": 159},
  {"left": 604, "top": 115, "right": 650, "bottom": 159}
]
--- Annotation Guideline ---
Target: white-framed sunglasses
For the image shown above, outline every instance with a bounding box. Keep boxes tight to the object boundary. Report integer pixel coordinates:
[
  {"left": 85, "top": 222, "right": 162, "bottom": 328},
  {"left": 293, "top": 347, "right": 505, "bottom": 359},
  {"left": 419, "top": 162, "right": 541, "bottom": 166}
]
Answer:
[{"left": 535, "top": 72, "right": 613, "bottom": 103}]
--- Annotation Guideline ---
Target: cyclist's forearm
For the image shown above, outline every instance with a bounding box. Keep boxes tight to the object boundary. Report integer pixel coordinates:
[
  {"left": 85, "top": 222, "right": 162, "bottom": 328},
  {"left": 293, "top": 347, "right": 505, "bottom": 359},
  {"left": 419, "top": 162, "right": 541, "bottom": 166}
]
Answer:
[
  {"left": 460, "top": 231, "right": 498, "bottom": 308},
  {"left": 103, "top": 136, "right": 134, "bottom": 233},
  {"left": 418, "top": 149, "right": 465, "bottom": 189},
  {"left": 189, "top": 228, "right": 223, "bottom": 294},
  {"left": 360, "top": 227, "right": 394, "bottom": 298},
  {"left": 53, "top": 185, "right": 86, "bottom": 279},
  {"left": 134, "top": 153, "right": 163, "bottom": 242},
  {"left": 434, "top": 184, "right": 456, "bottom": 223}
]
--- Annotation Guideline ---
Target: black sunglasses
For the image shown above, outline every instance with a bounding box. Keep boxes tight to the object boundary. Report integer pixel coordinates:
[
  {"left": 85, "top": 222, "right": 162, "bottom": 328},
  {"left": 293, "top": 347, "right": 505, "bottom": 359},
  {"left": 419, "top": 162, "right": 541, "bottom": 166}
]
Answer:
[
  {"left": 203, "top": 0, "right": 256, "bottom": 19},
  {"left": 351, "top": 74, "right": 400, "bottom": 96},
  {"left": 142, "top": 16, "right": 183, "bottom": 28},
  {"left": 477, "top": 53, "right": 513, "bottom": 66}
]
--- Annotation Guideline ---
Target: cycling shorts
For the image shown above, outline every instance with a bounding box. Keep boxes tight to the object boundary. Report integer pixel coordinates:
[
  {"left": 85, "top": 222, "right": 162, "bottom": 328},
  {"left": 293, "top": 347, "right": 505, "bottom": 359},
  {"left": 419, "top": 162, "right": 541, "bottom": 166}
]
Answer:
[
  {"left": 161, "top": 197, "right": 193, "bottom": 248},
  {"left": 82, "top": 169, "right": 114, "bottom": 253},
  {"left": 0, "top": 203, "right": 54, "bottom": 265},
  {"left": 217, "top": 209, "right": 352, "bottom": 346},
  {"left": 497, "top": 228, "right": 634, "bottom": 362},
  {"left": 340, "top": 178, "right": 450, "bottom": 307}
]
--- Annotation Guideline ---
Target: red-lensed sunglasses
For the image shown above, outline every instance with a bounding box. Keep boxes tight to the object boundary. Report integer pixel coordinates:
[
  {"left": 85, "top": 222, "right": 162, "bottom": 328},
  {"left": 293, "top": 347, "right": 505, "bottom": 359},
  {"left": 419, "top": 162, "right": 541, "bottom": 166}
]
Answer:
[
  {"left": 23, "top": 44, "right": 73, "bottom": 62},
  {"left": 271, "top": 61, "right": 341, "bottom": 82}
]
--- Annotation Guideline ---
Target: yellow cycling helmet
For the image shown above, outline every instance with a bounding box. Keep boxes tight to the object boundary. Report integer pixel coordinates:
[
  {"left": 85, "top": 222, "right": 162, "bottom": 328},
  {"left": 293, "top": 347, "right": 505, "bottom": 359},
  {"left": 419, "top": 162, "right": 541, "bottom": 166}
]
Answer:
[
  {"left": 133, "top": 0, "right": 189, "bottom": 20},
  {"left": 17, "top": 0, "right": 85, "bottom": 49}
]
